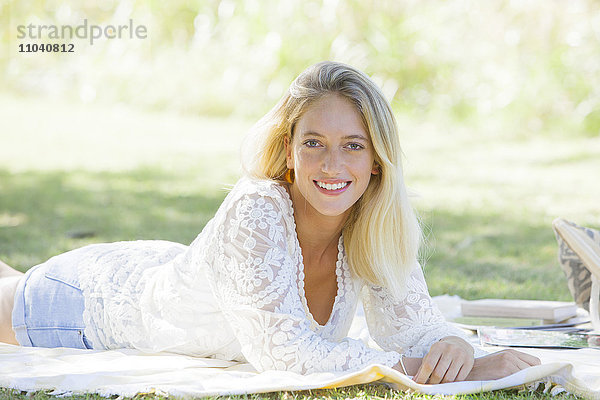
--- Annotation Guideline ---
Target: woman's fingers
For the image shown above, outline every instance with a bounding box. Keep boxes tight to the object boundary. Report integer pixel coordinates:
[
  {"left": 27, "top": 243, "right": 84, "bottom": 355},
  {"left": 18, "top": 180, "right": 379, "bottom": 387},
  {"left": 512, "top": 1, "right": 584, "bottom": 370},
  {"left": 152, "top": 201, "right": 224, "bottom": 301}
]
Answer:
[
  {"left": 416, "top": 353, "right": 468, "bottom": 384},
  {"left": 517, "top": 351, "right": 542, "bottom": 366},
  {"left": 455, "top": 361, "right": 473, "bottom": 382},
  {"left": 466, "top": 349, "right": 542, "bottom": 381},
  {"left": 414, "top": 337, "right": 476, "bottom": 384},
  {"left": 439, "top": 358, "right": 463, "bottom": 383},
  {"left": 427, "top": 354, "right": 453, "bottom": 384},
  {"left": 513, "top": 357, "right": 533, "bottom": 372},
  {"left": 502, "top": 349, "right": 541, "bottom": 371},
  {"left": 439, "top": 348, "right": 475, "bottom": 383},
  {"left": 414, "top": 350, "right": 441, "bottom": 383},
  {"left": 512, "top": 351, "right": 541, "bottom": 372},
  {"left": 448, "top": 352, "right": 474, "bottom": 382}
]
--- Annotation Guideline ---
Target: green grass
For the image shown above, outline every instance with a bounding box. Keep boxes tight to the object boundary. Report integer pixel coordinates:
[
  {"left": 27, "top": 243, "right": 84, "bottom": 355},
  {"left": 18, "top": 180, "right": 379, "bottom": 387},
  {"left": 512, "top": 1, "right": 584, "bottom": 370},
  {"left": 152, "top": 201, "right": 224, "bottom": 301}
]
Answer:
[
  {"left": 0, "top": 383, "right": 581, "bottom": 400},
  {"left": 1, "top": 95, "right": 597, "bottom": 399}
]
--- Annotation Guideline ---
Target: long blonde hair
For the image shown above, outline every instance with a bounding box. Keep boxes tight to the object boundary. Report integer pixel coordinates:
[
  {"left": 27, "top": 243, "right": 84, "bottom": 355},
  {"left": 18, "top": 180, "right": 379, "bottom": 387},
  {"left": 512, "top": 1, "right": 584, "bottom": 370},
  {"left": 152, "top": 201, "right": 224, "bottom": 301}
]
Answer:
[{"left": 242, "top": 61, "right": 422, "bottom": 298}]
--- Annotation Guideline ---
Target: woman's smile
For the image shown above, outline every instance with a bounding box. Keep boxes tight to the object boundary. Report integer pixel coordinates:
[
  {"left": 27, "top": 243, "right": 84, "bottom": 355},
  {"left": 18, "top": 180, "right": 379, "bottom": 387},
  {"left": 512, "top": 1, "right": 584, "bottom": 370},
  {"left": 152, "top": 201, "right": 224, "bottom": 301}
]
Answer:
[{"left": 313, "top": 180, "right": 351, "bottom": 195}]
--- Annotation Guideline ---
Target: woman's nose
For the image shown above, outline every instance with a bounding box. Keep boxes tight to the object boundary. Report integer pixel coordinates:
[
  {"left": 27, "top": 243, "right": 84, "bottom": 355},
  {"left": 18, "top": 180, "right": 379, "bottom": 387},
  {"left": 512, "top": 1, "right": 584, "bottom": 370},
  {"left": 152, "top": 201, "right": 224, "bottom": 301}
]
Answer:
[{"left": 321, "top": 148, "right": 343, "bottom": 174}]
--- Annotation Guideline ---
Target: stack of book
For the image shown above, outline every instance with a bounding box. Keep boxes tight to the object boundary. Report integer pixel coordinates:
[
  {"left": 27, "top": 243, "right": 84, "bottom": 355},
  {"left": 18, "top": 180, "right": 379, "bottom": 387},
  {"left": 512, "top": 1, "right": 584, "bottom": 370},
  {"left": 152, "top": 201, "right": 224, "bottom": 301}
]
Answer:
[{"left": 457, "top": 298, "right": 579, "bottom": 328}]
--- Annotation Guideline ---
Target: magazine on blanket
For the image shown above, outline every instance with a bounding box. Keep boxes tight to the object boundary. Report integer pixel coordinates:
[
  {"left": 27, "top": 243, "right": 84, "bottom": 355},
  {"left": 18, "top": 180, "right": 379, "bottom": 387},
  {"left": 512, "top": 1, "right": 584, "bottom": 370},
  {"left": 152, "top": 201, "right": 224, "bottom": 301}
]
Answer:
[
  {"left": 450, "top": 315, "right": 590, "bottom": 331},
  {"left": 478, "top": 327, "right": 600, "bottom": 349}
]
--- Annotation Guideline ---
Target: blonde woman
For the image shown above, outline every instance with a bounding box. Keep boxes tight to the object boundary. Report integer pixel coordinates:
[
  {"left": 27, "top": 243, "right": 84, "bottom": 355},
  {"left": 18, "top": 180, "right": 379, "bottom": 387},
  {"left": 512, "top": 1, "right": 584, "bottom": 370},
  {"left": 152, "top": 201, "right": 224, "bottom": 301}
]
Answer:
[{"left": 0, "top": 61, "right": 539, "bottom": 384}]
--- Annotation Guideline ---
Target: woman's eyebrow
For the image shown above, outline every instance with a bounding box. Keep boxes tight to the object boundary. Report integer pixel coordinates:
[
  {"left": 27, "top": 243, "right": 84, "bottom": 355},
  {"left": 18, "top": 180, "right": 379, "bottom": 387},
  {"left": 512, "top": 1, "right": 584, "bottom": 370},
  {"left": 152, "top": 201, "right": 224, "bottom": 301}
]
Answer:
[{"left": 301, "top": 131, "right": 369, "bottom": 141}]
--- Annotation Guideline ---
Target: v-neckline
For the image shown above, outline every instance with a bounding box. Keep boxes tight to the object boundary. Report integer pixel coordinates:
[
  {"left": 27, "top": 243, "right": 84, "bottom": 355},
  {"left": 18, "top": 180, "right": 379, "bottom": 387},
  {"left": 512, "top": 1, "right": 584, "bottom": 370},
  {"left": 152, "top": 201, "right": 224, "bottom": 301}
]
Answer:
[{"left": 279, "top": 183, "right": 345, "bottom": 328}]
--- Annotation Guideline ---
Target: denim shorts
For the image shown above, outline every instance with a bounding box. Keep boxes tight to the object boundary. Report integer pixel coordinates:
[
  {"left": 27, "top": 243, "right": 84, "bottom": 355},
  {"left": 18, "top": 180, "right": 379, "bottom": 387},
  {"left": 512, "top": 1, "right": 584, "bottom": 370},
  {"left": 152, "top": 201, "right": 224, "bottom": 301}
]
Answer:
[{"left": 12, "top": 260, "right": 93, "bottom": 349}]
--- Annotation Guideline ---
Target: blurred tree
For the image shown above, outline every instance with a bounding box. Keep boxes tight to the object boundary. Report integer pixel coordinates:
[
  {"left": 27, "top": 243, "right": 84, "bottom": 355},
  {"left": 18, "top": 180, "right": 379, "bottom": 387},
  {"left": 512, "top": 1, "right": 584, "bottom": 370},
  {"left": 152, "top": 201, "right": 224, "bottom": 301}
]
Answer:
[{"left": 1, "top": 0, "right": 598, "bottom": 136}]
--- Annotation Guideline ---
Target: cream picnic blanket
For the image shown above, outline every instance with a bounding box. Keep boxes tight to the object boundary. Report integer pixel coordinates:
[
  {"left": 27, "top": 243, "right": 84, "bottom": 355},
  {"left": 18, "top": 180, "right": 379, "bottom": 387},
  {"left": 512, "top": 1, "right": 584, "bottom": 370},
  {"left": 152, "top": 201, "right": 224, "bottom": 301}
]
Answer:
[{"left": 1, "top": 296, "right": 598, "bottom": 399}]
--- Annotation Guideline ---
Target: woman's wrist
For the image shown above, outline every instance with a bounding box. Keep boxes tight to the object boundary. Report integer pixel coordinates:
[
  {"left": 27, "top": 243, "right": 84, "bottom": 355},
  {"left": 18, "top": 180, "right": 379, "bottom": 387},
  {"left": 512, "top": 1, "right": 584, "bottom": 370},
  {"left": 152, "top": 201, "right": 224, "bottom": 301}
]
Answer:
[
  {"left": 403, "top": 357, "right": 422, "bottom": 376},
  {"left": 393, "top": 356, "right": 422, "bottom": 376}
]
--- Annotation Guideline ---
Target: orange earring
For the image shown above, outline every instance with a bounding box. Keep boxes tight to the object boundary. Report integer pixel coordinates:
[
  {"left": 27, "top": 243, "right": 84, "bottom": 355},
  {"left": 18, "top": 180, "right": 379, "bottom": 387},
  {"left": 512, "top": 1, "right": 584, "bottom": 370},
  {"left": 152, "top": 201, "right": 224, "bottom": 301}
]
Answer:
[{"left": 284, "top": 169, "right": 294, "bottom": 184}]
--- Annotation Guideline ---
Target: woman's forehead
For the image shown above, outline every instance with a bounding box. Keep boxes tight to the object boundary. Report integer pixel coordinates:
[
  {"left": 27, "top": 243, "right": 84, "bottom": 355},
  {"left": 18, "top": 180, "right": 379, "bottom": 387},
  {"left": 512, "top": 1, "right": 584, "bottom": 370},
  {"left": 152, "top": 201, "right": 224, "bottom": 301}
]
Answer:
[{"left": 295, "top": 94, "right": 369, "bottom": 140}]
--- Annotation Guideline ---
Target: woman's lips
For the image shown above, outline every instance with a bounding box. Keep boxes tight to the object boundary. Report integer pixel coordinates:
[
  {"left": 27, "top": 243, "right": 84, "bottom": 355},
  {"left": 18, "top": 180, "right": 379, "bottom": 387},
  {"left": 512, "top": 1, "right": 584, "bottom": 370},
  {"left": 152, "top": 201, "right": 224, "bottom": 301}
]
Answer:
[{"left": 313, "top": 180, "right": 351, "bottom": 195}]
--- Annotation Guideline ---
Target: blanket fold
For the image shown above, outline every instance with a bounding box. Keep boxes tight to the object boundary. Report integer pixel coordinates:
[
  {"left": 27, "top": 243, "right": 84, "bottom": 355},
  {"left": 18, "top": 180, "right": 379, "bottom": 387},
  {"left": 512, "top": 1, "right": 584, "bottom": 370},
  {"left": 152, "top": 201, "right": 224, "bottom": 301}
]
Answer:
[{"left": 1, "top": 343, "right": 598, "bottom": 399}]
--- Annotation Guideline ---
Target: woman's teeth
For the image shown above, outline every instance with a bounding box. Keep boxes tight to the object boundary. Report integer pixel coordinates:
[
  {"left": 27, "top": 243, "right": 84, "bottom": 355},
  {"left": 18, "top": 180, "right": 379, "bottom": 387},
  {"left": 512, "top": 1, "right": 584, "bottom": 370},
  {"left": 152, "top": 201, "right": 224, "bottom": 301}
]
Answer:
[{"left": 316, "top": 181, "right": 348, "bottom": 190}]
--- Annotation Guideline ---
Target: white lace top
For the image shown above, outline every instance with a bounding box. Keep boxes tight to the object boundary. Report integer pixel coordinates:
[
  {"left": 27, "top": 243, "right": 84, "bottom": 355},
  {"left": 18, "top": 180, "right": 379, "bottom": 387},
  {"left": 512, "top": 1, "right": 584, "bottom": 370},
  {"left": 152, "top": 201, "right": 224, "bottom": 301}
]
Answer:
[{"left": 74, "top": 177, "right": 468, "bottom": 374}]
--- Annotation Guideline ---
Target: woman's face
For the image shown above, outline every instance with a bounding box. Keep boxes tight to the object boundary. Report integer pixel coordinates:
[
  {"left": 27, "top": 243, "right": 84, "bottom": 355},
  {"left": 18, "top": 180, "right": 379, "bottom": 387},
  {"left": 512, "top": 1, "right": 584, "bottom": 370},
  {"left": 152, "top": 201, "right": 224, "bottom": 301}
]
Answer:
[{"left": 285, "top": 93, "right": 379, "bottom": 219}]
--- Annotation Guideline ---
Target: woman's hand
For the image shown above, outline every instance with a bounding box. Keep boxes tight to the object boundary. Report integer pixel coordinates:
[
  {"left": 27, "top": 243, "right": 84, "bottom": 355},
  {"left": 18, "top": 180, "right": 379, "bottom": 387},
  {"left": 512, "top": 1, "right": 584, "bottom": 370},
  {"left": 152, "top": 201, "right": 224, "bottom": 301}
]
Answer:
[
  {"left": 413, "top": 336, "right": 475, "bottom": 384},
  {"left": 465, "top": 349, "right": 541, "bottom": 381},
  {"left": 393, "top": 337, "right": 541, "bottom": 384}
]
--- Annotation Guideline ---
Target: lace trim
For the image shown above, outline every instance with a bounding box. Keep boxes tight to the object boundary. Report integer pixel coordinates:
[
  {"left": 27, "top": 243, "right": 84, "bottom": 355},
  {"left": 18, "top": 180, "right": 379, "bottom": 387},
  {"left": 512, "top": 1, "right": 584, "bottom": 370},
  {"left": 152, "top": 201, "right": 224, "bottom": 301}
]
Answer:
[{"left": 297, "top": 236, "right": 345, "bottom": 328}]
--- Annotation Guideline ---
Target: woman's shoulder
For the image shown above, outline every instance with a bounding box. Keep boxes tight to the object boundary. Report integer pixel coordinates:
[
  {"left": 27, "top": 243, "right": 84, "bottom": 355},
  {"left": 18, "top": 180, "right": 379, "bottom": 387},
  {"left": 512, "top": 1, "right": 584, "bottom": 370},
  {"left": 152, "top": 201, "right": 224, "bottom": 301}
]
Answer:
[
  {"left": 228, "top": 176, "right": 291, "bottom": 212},
  {"left": 233, "top": 176, "right": 287, "bottom": 196}
]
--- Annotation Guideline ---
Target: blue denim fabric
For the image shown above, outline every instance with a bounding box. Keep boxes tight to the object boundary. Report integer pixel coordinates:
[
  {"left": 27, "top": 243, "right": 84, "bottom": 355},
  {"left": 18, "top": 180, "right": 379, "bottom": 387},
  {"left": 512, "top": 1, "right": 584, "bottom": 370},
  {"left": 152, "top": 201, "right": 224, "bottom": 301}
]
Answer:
[{"left": 12, "top": 261, "right": 93, "bottom": 349}]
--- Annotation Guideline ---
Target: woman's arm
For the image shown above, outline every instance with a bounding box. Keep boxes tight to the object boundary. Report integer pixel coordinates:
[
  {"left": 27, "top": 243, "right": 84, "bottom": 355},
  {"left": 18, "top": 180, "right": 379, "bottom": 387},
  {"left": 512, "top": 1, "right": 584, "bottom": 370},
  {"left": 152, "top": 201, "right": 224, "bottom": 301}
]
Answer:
[
  {"left": 397, "top": 346, "right": 540, "bottom": 383},
  {"left": 362, "top": 266, "right": 540, "bottom": 383},
  {"left": 362, "top": 267, "right": 479, "bottom": 358}
]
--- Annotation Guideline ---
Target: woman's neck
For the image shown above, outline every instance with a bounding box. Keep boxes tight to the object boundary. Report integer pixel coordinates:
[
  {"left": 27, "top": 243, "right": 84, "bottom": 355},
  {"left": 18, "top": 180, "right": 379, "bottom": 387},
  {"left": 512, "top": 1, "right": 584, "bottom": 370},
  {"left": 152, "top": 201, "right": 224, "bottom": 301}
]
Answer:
[{"left": 287, "top": 183, "right": 348, "bottom": 262}]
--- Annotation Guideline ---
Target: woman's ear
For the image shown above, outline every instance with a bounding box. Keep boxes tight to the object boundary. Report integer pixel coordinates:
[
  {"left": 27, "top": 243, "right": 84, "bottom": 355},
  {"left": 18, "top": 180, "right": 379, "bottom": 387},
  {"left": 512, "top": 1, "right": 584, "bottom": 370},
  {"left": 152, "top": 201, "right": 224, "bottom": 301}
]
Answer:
[
  {"left": 371, "top": 163, "right": 380, "bottom": 175},
  {"left": 284, "top": 136, "right": 294, "bottom": 170}
]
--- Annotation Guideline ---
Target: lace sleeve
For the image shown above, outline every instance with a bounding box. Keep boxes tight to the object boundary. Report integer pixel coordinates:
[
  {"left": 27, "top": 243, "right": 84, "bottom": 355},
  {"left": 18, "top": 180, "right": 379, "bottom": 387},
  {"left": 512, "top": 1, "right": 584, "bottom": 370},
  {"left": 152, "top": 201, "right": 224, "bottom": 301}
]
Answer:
[
  {"left": 206, "top": 191, "right": 401, "bottom": 374},
  {"left": 362, "top": 266, "right": 474, "bottom": 358}
]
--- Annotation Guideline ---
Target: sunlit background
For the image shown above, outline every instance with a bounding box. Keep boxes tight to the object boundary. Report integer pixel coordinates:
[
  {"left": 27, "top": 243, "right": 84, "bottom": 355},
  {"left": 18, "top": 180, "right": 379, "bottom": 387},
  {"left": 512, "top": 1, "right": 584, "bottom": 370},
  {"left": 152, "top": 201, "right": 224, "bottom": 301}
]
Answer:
[
  {"left": 1, "top": 0, "right": 599, "bottom": 300},
  {"left": 3, "top": 0, "right": 600, "bottom": 124}
]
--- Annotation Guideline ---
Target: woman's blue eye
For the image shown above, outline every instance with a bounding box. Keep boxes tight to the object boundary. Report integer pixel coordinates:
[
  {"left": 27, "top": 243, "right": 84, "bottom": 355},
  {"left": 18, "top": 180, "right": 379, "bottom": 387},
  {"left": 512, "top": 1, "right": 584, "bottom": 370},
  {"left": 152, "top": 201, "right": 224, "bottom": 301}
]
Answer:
[
  {"left": 347, "top": 143, "right": 364, "bottom": 150},
  {"left": 304, "top": 140, "right": 319, "bottom": 147}
]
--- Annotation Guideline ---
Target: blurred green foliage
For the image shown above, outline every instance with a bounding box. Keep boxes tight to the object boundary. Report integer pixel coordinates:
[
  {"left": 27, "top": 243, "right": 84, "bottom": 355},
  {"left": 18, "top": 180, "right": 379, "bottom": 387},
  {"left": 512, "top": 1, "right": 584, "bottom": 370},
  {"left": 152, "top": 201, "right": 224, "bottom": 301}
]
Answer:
[{"left": 1, "top": 0, "right": 599, "bottom": 136}]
